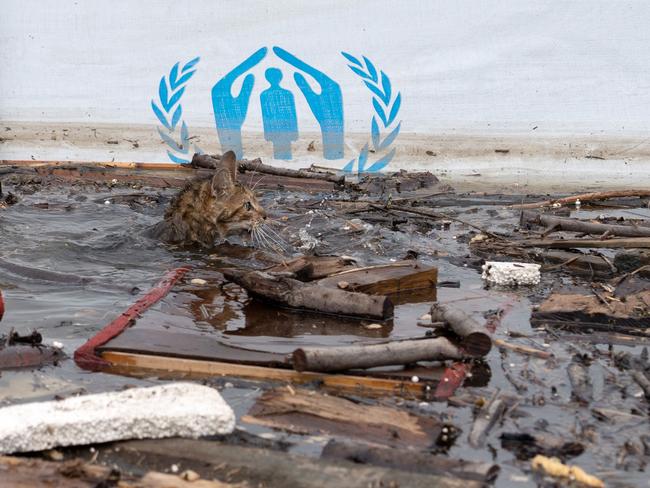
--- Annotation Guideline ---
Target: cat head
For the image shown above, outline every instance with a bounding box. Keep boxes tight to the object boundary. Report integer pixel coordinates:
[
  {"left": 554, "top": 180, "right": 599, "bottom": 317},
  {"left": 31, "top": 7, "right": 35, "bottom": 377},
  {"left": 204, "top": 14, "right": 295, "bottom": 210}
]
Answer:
[{"left": 208, "top": 151, "right": 267, "bottom": 235}]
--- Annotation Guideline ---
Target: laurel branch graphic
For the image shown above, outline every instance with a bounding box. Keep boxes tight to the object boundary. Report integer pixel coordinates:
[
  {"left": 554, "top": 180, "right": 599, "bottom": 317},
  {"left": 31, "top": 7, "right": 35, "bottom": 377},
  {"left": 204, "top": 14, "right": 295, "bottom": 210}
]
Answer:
[
  {"left": 151, "top": 57, "right": 201, "bottom": 163},
  {"left": 341, "top": 52, "right": 402, "bottom": 173}
]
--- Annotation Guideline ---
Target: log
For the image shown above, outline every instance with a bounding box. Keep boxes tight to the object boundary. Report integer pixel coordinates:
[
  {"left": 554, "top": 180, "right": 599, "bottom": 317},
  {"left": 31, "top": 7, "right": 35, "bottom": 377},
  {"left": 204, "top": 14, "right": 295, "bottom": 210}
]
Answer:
[
  {"left": 191, "top": 153, "right": 344, "bottom": 184},
  {"left": 0, "top": 344, "right": 64, "bottom": 370},
  {"left": 522, "top": 237, "right": 650, "bottom": 249},
  {"left": 510, "top": 190, "right": 650, "bottom": 209},
  {"left": 429, "top": 303, "right": 492, "bottom": 356},
  {"left": 222, "top": 269, "right": 393, "bottom": 319},
  {"left": 520, "top": 210, "right": 650, "bottom": 237},
  {"left": 292, "top": 336, "right": 463, "bottom": 372},
  {"left": 244, "top": 387, "right": 446, "bottom": 449},
  {"left": 321, "top": 440, "right": 499, "bottom": 483}
]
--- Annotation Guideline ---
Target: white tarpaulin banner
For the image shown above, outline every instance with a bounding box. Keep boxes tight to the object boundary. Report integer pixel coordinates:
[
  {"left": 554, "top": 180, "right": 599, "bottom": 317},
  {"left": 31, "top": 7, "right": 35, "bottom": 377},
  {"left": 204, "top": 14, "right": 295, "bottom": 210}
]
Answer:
[{"left": 1, "top": 0, "right": 649, "bottom": 182}]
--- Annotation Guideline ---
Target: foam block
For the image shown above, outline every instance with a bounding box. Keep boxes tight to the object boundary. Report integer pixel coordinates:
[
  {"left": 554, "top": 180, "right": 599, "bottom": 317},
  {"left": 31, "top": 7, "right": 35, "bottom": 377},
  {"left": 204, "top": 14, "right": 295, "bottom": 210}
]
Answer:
[
  {"left": 0, "top": 383, "right": 235, "bottom": 454},
  {"left": 482, "top": 261, "right": 541, "bottom": 286}
]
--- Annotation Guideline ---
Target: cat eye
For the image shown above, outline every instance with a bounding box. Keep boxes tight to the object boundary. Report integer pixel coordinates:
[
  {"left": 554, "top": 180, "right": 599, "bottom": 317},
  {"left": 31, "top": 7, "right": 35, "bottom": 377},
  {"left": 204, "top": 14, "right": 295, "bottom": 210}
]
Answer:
[{"left": 244, "top": 201, "right": 252, "bottom": 211}]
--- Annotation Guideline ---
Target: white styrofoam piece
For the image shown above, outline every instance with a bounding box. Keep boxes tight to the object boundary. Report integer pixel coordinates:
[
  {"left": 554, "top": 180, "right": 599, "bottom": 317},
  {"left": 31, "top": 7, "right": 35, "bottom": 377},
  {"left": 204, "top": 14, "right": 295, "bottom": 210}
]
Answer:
[
  {"left": 0, "top": 383, "right": 235, "bottom": 454},
  {"left": 482, "top": 261, "right": 541, "bottom": 286}
]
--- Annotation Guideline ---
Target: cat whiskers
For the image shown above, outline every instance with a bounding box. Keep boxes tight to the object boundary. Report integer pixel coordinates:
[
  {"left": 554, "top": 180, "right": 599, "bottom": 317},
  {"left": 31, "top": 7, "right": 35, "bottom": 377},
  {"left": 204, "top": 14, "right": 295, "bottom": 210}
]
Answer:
[{"left": 252, "top": 221, "right": 288, "bottom": 254}]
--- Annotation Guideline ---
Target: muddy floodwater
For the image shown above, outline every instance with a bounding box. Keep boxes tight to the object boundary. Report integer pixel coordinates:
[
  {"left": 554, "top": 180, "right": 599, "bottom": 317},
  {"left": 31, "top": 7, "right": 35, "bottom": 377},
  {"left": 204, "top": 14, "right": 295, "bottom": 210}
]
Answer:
[{"left": 1, "top": 171, "right": 649, "bottom": 487}]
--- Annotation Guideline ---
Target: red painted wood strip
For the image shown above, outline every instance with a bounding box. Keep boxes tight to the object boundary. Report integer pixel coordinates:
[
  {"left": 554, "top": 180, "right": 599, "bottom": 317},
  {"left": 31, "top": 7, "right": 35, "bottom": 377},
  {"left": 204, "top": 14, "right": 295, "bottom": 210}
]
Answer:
[{"left": 74, "top": 267, "right": 189, "bottom": 371}]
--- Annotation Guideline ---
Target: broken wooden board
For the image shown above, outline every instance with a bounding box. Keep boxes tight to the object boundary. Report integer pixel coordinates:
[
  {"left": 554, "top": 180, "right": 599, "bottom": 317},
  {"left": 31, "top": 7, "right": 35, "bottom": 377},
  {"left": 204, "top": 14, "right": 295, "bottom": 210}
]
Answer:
[
  {"left": 97, "top": 329, "right": 289, "bottom": 368},
  {"left": 243, "top": 387, "right": 446, "bottom": 449},
  {"left": 318, "top": 261, "right": 437, "bottom": 304},
  {"left": 531, "top": 290, "right": 650, "bottom": 332},
  {"left": 101, "top": 351, "right": 434, "bottom": 399}
]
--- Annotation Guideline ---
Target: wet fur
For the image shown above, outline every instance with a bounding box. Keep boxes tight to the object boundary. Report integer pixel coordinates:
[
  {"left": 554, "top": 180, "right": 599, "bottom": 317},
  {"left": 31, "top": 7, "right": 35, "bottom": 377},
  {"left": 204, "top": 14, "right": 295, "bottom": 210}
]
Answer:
[{"left": 151, "top": 151, "right": 267, "bottom": 247}]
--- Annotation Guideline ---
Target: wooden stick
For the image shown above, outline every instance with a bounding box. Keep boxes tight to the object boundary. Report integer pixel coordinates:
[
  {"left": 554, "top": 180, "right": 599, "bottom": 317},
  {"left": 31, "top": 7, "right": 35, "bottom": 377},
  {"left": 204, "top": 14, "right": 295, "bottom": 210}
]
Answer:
[
  {"left": 510, "top": 190, "right": 650, "bottom": 209},
  {"left": 520, "top": 210, "right": 650, "bottom": 238},
  {"left": 292, "top": 337, "right": 463, "bottom": 372},
  {"left": 101, "top": 351, "right": 430, "bottom": 398},
  {"left": 493, "top": 339, "right": 552, "bottom": 359},
  {"left": 191, "top": 154, "right": 344, "bottom": 184},
  {"left": 430, "top": 303, "right": 492, "bottom": 356},
  {"left": 468, "top": 392, "right": 507, "bottom": 447},
  {"left": 222, "top": 269, "right": 393, "bottom": 319},
  {"left": 522, "top": 237, "right": 650, "bottom": 249}
]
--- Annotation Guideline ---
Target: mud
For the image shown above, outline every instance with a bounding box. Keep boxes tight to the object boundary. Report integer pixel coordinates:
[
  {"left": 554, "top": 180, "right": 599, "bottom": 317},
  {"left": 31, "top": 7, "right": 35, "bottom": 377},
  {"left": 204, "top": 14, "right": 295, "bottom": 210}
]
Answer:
[{"left": 0, "top": 170, "right": 649, "bottom": 487}]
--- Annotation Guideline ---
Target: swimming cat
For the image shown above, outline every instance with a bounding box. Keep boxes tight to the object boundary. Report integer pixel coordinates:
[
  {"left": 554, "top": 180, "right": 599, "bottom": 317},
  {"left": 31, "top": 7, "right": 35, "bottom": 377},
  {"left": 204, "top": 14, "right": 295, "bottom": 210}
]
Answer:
[{"left": 151, "top": 151, "right": 267, "bottom": 248}]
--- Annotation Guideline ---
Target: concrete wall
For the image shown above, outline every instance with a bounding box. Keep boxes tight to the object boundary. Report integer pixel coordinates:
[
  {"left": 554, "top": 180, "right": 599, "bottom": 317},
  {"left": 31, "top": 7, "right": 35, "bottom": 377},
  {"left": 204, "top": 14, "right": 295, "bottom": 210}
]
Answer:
[{"left": 1, "top": 0, "right": 650, "bottom": 184}]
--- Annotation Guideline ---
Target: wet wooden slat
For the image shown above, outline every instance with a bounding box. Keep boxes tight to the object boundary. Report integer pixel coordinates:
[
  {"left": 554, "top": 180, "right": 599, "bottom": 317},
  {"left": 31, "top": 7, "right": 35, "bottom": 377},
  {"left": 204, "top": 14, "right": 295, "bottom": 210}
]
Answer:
[
  {"left": 97, "top": 329, "right": 288, "bottom": 367},
  {"left": 101, "top": 351, "right": 430, "bottom": 398}
]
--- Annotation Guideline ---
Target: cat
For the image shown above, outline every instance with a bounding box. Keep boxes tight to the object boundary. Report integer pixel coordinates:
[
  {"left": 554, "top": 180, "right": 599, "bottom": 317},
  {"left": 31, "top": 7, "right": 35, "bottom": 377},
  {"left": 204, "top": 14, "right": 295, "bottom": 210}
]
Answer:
[{"left": 150, "top": 151, "right": 267, "bottom": 248}]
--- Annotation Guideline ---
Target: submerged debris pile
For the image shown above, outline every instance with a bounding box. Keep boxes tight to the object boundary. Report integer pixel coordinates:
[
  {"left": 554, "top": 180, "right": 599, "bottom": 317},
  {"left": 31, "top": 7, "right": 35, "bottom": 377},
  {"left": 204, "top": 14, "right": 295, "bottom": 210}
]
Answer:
[{"left": 0, "top": 160, "right": 649, "bottom": 486}]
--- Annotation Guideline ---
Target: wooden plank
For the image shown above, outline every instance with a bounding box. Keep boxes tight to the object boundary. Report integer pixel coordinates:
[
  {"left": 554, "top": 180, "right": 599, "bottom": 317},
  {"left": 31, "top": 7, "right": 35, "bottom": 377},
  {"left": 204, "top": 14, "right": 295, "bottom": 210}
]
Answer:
[
  {"left": 97, "top": 329, "right": 288, "bottom": 367},
  {"left": 243, "top": 387, "right": 445, "bottom": 449},
  {"left": 318, "top": 262, "right": 437, "bottom": 304},
  {"left": 101, "top": 351, "right": 430, "bottom": 398}
]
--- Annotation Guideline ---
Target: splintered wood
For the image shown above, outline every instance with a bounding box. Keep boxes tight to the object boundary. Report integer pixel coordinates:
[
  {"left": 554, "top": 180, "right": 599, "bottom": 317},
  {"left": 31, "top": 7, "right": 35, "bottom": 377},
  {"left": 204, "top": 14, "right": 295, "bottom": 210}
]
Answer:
[
  {"left": 532, "top": 290, "right": 650, "bottom": 331},
  {"left": 244, "top": 387, "right": 445, "bottom": 449}
]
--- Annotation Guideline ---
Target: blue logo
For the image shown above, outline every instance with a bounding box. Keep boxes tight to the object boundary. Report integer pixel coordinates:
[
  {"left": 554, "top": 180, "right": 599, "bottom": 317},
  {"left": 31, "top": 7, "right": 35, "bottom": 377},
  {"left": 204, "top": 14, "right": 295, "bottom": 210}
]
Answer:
[{"left": 152, "top": 47, "right": 401, "bottom": 173}]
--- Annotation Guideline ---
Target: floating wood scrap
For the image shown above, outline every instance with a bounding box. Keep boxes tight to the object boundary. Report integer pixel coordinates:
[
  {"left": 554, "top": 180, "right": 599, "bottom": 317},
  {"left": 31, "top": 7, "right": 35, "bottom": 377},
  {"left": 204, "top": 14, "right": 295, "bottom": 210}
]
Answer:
[
  {"left": 520, "top": 210, "right": 650, "bottom": 238},
  {"left": 222, "top": 268, "right": 393, "bottom": 319},
  {"left": 468, "top": 392, "right": 508, "bottom": 448},
  {"left": 292, "top": 336, "right": 463, "bottom": 372},
  {"left": 243, "top": 387, "right": 449, "bottom": 449},
  {"left": 322, "top": 440, "right": 499, "bottom": 484},
  {"left": 531, "top": 290, "right": 650, "bottom": 333},
  {"left": 113, "top": 438, "right": 480, "bottom": 488}
]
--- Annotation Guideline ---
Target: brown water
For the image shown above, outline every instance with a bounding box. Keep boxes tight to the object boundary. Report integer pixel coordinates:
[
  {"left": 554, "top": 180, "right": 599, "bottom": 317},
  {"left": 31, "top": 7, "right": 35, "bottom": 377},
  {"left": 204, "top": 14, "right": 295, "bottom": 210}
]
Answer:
[{"left": 0, "top": 179, "right": 648, "bottom": 487}]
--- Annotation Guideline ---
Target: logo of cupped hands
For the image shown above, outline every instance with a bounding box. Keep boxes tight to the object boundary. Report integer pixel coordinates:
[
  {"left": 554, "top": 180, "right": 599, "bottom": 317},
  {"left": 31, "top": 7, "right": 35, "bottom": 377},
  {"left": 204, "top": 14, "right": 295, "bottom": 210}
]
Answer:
[{"left": 152, "top": 47, "right": 401, "bottom": 173}]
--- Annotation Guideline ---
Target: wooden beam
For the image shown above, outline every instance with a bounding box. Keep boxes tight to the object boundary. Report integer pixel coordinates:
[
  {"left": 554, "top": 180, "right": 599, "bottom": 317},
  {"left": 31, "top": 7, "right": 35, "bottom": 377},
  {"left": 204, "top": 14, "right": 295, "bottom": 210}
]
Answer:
[{"left": 101, "top": 351, "right": 430, "bottom": 398}]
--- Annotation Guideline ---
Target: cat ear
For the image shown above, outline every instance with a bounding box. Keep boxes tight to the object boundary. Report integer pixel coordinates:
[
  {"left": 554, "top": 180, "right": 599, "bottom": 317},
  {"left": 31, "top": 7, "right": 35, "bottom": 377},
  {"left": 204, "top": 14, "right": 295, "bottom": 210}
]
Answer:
[
  {"left": 211, "top": 168, "right": 234, "bottom": 194},
  {"left": 220, "top": 150, "right": 238, "bottom": 183}
]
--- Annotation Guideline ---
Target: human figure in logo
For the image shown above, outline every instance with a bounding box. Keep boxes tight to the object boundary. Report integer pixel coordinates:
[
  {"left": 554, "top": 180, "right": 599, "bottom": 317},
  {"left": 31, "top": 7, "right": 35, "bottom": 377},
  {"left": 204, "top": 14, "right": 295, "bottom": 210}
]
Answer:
[
  {"left": 273, "top": 47, "right": 344, "bottom": 159},
  {"left": 211, "top": 47, "right": 267, "bottom": 159},
  {"left": 260, "top": 68, "right": 298, "bottom": 160}
]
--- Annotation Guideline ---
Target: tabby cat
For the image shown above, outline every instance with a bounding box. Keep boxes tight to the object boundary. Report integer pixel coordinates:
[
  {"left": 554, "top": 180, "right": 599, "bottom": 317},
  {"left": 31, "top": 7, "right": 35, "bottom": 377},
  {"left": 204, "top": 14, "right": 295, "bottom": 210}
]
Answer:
[{"left": 151, "top": 151, "right": 267, "bottom": 247}]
